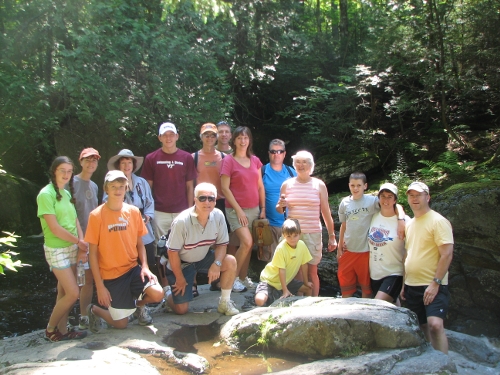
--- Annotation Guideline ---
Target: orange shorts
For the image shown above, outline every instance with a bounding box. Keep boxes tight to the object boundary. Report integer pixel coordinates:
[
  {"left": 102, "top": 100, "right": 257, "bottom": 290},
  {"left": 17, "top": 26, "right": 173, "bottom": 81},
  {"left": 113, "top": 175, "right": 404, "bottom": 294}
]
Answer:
[{"left": 337, "top": 250, "right": 371, "bottom": 297}]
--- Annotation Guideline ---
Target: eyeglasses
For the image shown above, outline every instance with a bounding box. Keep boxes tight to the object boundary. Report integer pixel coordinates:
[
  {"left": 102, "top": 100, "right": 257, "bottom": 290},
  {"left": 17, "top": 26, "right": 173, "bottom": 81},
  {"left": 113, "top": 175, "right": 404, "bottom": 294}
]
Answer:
[
  {"left": 203, "top": 133, "right": 217, "bottom": 138},
  {"left": 269, "top": 150, "right": 285, "bottom": 154},
  {"left": 83, "top": 157, "right": 99, "bottom": 162},
  {"left": 56, "top": 169, "right": 73, "bottom": 175},
  {"left": 197, "top": 195, "right": 216, "bottom": 202}
]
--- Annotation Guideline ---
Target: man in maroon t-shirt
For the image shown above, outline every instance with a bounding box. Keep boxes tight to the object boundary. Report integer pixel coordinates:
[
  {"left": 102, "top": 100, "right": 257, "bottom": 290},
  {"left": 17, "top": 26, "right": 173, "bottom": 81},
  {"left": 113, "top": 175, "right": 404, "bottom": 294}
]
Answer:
[{"left": 141, "top": 122, "right": 197, "bottom": 287}]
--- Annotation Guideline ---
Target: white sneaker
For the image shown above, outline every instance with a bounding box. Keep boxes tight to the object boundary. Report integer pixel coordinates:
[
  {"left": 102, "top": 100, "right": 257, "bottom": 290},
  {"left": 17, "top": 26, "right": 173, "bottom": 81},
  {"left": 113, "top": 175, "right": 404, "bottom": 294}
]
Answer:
[
  {"left": 232, "top": 278, "right": 247, "bottom": 293},
  {"left": 79, "top": 315, "right": 89, "bottom": 330},
  {"left": 217, "top": 298, "right": 240, "bottom": 316},
  {"left": 240, "top": 276, "right": 256, "bottom": 289}
]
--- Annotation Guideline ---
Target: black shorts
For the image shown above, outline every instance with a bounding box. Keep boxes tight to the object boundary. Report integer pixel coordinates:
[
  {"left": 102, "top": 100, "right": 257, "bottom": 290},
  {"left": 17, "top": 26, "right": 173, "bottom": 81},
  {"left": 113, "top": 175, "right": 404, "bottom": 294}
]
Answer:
[
  {"left": 255, "top": 279, "right": 304, "bottom": 307},
  {"left": 404, "top": 284, "right": 450, "bottom": 325},
  {"left": 104, "top": 265, "right": 149, "bottom": 310},
  {"left": 371, "top": 275, "right": 403, "bottom": 302}
]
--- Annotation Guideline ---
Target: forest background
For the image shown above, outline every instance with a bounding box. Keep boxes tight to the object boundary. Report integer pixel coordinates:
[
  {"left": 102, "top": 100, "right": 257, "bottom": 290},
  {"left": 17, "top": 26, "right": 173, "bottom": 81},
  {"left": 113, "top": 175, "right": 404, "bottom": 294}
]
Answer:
[{"left": 1, "top": 0, "right": 499, "bottom": 236}]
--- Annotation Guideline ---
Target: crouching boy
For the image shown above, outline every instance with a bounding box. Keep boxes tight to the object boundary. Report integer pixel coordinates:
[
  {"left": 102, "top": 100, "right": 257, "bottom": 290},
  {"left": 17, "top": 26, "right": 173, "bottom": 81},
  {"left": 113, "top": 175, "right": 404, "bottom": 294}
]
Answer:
[
  {"left": 85, "top": 170, "right": 163, "bottom": 332},
  {"left": 255, "top": 219, "right": 313, "bottom": 306}
]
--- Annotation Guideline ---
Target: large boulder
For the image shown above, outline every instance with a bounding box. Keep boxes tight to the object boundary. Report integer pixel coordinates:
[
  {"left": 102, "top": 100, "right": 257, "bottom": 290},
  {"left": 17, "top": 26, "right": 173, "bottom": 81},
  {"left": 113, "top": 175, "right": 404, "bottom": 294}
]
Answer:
[
  {"left": 220, "top": 297, "right": 426, "bottom": 359},
  {"left": 432, "top": 181, "right": 500, "bottom": 336},
  {"left": 315, "top": 153, "right": 380, "bottom": 186}
]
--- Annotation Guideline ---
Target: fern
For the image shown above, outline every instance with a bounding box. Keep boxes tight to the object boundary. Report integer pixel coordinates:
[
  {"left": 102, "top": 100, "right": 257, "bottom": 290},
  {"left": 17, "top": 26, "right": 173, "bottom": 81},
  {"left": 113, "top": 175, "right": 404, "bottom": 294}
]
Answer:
[{"left": 418, "top": 151, "right": 476, "bottom": 181}]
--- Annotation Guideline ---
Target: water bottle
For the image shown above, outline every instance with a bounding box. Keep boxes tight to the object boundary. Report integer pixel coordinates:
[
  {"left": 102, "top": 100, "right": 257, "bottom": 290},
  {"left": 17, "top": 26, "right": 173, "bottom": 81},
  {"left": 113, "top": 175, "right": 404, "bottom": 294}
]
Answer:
[
  {"left": 157, "top": 234, "right": 168, "bottom": 265},
  {"left": 77, "top": 261, "right": 85, "bottom": 286}
]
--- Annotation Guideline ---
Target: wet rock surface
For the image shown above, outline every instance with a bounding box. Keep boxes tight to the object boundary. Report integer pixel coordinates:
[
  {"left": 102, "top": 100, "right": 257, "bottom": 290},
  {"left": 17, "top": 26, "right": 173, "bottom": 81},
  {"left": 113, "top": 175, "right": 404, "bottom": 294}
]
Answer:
[{"left": 1, "top": 287, "right": 499, "bottom": 375}]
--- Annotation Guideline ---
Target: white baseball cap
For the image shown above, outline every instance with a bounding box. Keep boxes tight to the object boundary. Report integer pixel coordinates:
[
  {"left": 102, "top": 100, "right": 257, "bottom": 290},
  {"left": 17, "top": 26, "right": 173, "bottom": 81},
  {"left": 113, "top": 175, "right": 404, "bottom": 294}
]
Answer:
[
  {"left": 159, "top": 122, "right": 178, "bottom": 135},
  {"left": 406, "top": 181, "right": 429, "bottom": 194}
]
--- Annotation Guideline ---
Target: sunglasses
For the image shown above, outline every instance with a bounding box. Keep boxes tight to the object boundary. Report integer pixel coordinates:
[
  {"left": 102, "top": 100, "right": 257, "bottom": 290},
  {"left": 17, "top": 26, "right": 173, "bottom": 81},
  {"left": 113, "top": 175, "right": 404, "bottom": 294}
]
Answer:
[
  {"left": 269, "top": 150, "right": 285, "bottom": 154},
  {"left": 197, "top": 195, "right": 216, "bottom": 202}
]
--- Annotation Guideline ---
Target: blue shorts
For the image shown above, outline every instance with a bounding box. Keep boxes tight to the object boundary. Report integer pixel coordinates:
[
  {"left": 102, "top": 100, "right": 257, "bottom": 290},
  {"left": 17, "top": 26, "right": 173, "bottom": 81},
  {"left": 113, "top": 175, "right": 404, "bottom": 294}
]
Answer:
[
  {"left": 403, "top": 284, "right": 450, "bottom": 325},
  {"left": 166, "top": 250, "right": 215, "bottom": 304}
]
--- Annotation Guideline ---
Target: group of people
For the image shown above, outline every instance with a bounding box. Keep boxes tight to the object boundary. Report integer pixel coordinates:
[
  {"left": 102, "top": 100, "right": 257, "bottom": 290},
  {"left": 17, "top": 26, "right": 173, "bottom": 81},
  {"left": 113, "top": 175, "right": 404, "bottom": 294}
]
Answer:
[
  {"left": 334, "top": 174, "right": 453, "bottom": 354},
  {"left": 37, "top": 120, "right": 454, "bottom": 356}
]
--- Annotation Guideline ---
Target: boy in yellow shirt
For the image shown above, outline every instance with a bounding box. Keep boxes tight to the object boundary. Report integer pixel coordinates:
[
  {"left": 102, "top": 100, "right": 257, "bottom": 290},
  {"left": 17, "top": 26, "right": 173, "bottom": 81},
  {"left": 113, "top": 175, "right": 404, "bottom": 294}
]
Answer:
[{"left": 255, "top": 219, "right": 313, "bottom": 306}]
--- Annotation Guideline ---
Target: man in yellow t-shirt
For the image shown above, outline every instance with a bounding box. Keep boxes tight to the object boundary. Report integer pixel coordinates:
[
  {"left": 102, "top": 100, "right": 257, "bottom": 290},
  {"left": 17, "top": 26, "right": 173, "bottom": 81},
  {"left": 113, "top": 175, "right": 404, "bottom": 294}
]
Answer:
[{"left": 401, "top": 181, "right": 454, "bottom": 354}]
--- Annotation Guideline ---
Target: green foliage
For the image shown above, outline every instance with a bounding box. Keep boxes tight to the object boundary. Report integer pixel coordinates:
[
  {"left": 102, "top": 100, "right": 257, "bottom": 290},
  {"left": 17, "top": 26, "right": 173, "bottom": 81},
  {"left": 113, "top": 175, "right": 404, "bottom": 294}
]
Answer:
[
  {"left": 256, "top": 315, "right": 278, "bottom": 348},
  {"left": 389, "top": 153, "right": 415, "bottom": 214},
  {"left": 340, "top": 343, "right": 365, "bottom": 358},
  {"left": 1, "top": 0, "right": 499, "bottom": 181},
  {"left": 418, "top": 151, "right": 476, "bottom": 183},
  {"left": 0, "top": 232, "right": 29, "bottom": 275}
]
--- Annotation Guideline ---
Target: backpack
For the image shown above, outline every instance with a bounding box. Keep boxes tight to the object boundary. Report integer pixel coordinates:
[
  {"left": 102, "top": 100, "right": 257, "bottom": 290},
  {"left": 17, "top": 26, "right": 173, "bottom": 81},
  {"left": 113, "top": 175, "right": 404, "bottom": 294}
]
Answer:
[
  {"left": 261, "top": 164, "right": 295, "bottom": 178},
  {"left": 194, "top": 150, "right": 225, "bottom": 171},
  {"left": 252, "top": 219, "right": 274, "bottom": 262}
]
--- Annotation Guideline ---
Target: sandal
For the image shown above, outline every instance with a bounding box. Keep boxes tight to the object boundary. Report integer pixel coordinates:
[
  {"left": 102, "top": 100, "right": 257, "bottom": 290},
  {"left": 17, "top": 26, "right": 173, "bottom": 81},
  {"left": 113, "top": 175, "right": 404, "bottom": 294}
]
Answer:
[
  {"left": 45, "top": 328, "right": 67, "bottom": 342},
  {"left": 192, "top": 283, "right": 199, "bottom": 298},
  {"left": 63, "top": 330, "right": 87, "bottom": 340}
]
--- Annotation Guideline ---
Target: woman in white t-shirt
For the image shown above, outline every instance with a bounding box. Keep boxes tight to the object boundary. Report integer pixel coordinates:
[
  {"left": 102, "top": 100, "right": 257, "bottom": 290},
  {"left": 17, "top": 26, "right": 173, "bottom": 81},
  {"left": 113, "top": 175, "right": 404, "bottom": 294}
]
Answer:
[{"left": 368, "top": 183, "right": 408, "bottom": 303}]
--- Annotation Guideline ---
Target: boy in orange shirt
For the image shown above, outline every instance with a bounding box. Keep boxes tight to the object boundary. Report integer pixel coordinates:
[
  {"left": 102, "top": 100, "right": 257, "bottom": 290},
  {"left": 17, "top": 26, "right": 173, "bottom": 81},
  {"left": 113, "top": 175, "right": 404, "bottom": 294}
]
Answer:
[{"left": 85, "top": 170, "right": 163, "bottom": 332}]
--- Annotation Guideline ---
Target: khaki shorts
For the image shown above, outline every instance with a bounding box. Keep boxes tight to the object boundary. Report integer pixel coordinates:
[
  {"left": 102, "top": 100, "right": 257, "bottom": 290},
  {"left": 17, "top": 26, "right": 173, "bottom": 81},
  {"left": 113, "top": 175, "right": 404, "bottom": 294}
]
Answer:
[
  {"left": 301, "top": 232, "right": 323, "bottom": 265},
  {"left": 153, "top": 211, "right": 180, "bottom": 252},
  {"left": 225, "top": 206, "right": 260, "bottom": 232}
]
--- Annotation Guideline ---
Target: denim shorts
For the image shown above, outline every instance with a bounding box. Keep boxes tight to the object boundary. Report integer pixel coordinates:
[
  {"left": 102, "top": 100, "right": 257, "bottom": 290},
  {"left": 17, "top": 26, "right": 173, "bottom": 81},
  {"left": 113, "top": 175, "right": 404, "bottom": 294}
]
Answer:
[{"left": 166, "top": 250, "right": 215, "bottom": 304}]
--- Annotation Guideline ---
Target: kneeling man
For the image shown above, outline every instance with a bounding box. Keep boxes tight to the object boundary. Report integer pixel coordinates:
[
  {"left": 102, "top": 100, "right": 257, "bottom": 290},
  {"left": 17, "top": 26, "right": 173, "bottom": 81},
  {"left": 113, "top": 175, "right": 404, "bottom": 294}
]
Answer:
[
  {"left": 85, "top": 170, "right": 163, "bottom": 332},
  {"left": 165, "top": 182, "right": 239, "bottom": 316}
]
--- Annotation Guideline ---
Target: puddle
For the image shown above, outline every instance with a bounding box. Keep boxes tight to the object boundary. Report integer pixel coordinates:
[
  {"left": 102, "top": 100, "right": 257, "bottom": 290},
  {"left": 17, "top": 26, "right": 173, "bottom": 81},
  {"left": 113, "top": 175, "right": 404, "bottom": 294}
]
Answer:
[{"left": 143, "top": 323, "right": 308, "bottom": 374}]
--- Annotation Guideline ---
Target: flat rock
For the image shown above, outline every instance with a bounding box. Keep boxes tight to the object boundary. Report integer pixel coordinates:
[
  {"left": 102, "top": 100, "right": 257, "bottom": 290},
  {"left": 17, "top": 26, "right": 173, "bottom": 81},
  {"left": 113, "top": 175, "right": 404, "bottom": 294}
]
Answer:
[
  {"left": 0, "top": 284, "right": 243, "bottom": 375},
  {"left": 271, "top": 346, "right": 457, "bottom": 375}
]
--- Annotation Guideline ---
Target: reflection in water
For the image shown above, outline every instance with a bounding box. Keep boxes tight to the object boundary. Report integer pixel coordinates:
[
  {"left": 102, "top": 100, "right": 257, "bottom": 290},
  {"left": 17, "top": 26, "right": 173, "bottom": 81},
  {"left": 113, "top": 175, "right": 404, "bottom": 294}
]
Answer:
[
  {"left": 149, "top": 323, "right": 305, "bottom": 375},
  {"left": 163, "top": 322, "right": 220, "bottom": 353}
]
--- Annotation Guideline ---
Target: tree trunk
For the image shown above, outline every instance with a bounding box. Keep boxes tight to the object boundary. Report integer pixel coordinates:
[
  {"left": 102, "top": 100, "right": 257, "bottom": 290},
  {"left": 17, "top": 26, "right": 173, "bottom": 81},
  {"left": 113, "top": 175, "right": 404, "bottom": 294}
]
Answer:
[{"left": 339, "top": 0, "right": 348, "bottom": 65}]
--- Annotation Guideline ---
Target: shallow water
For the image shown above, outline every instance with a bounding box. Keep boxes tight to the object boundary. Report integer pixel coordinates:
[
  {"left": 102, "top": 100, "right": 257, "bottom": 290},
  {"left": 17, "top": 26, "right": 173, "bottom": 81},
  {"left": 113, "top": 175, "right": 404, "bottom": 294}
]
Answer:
[{"left": 144, "top": 324, "right": 307, "bottom": 374}]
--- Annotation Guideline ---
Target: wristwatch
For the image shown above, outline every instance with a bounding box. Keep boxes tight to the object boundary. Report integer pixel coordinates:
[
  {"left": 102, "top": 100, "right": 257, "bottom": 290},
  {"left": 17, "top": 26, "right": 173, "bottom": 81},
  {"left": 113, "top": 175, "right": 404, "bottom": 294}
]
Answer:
[
  {"left": 433, "top": 277, "right": 442, "bottom": 285},
  {"left": 214, "top": 260, "right": 222, "bottom": 267}
]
